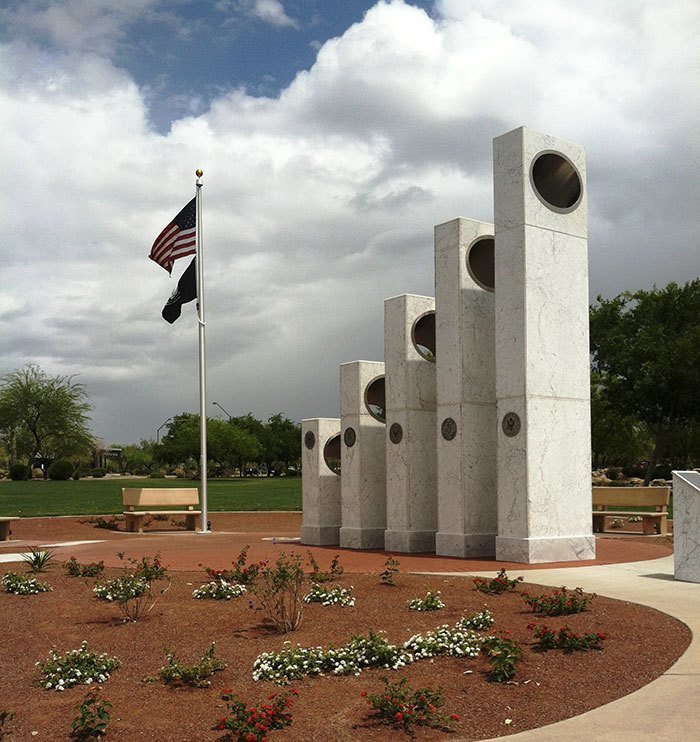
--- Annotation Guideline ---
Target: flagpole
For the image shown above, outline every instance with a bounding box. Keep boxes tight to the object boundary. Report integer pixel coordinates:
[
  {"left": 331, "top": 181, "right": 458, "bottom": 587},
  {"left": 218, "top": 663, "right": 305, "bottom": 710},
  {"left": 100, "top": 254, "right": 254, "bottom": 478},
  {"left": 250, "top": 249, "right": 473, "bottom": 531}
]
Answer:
[{"left": 195, "top": 168, "right": 209, "bottom": 534}]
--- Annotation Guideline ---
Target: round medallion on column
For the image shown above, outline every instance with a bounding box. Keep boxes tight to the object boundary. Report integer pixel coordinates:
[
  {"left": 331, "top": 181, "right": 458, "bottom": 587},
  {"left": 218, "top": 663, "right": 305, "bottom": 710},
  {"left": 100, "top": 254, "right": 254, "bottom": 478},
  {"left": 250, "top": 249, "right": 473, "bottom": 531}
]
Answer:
[
  {"left": 501, "top": 412, "right": 521, "bottom": 437},
  {"left": 389, "top": 422, "right": 403, "bottom": 444},
  {"left": 441, "top": 417, "right": 457, "bottom": 440},
  {"left": 343, "top": 427, "right": 356, "bottom": 447},
  {"left": 304, "top": 431, "right": 316, "bottom": 449}
]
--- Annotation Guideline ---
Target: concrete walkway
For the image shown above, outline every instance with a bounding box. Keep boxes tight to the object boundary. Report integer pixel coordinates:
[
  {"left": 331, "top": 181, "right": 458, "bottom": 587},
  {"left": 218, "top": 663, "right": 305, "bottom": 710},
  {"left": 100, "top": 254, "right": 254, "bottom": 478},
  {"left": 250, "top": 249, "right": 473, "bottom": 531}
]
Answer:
[{"left": 462, "top": 555, "right": 698, "bottom": 741}]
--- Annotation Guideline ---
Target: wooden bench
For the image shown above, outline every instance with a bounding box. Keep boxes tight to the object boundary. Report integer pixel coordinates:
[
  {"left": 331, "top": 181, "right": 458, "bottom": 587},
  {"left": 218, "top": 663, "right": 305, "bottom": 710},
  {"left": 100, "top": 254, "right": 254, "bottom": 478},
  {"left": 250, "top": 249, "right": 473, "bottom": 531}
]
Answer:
[
  {"left": 0, "top": 517, "right": 17, "bottom": 541},
  {"left": 592, "top": 486, "right": 670, "bottom": 535},
  {"left": 121, "top": 488, "right": 201, "bottom": 534}
]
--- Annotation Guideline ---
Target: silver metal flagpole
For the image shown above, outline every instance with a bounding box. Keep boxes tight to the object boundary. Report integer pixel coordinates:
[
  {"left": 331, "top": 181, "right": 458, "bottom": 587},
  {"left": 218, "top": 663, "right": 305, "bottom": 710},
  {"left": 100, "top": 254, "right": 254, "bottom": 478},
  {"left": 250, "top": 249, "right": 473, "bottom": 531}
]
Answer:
[{"left": 195, "top": 169, "right": 209, "bottom": 534}]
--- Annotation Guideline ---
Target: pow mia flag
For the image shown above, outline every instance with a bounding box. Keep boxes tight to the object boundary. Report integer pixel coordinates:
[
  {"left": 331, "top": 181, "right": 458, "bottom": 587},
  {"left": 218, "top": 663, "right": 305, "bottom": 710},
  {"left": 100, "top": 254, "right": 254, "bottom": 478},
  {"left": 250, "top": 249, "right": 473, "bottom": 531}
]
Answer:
[{"left": 162, "top": 257, "right": 197, "bottom": 323}]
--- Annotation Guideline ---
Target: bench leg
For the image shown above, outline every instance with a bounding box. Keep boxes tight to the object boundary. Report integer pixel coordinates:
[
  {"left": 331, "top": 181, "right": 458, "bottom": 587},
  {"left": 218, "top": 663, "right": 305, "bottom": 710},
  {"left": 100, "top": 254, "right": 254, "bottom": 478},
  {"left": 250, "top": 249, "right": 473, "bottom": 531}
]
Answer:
[
  {"left": 592, "top": 513, "right": 604, "bottom": 533},
  {"left": 641, "top": 516, "right": 665, "bottom": 536},
  {"left": 0, "top": 521, "right": 11, "bottom": 541},
  {"left": 125, "top": 514, "right": 144, "bottom": 534},
  {"left": 185, "top": 513, "right": 199, "bottom": 531}
]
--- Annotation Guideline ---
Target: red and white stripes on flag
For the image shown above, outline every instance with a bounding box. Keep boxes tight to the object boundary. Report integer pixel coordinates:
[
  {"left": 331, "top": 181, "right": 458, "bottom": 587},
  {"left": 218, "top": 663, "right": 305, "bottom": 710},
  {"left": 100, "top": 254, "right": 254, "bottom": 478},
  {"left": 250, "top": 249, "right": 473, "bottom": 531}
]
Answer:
[{"left": 149, "top": 197, "right": 196, "bottom": 273}]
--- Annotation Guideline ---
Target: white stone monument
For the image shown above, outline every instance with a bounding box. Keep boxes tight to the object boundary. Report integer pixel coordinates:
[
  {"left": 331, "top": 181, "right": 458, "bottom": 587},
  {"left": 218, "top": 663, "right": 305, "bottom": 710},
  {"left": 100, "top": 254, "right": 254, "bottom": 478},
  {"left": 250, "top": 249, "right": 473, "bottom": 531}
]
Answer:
[
  {"left": 300, "top": 418, "right": 341, "bottom": 546},
  {"left": 434, "top": 218, "right": 497, "bottom": 557},
  {"left": 339, "top": 361, "right": 387, "bottom": 549},
  {"left": 673, "top": 471, "right": 700, "bottom": 583},
  {"left": 493, "top": 126, "right": 595, "bottom": 563},
  {"left": 384, "top": 293, "right": 438, "bottom": 553}
]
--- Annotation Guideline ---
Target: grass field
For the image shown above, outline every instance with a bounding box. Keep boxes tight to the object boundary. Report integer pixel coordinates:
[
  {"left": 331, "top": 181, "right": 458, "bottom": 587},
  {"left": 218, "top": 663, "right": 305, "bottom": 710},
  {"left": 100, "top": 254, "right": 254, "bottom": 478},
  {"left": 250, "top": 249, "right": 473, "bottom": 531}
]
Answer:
[{"left": 0, "top": 477, "right": 301, "bottom": 517}]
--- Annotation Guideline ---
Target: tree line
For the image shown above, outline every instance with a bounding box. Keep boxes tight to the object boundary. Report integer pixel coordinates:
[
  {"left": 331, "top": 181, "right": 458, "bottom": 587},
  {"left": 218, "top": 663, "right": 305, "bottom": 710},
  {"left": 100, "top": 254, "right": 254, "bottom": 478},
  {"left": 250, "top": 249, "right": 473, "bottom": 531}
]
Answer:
[{"left": 1, "top": 279, "right": 698, "bottom": 482}]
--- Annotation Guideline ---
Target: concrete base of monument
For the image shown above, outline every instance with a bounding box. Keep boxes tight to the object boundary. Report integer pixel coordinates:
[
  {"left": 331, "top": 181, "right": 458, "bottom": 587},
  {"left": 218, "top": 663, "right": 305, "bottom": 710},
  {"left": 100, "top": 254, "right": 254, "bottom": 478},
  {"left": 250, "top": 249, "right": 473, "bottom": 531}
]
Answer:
[
  {"left": 299, "top": 524, "right": 340, "bottom": 546},
  {"left": 435, "top": 531, "right": 496, "bottom": 558},
  {"left": 339, "top": 526, "right": 385, "bottom": 550},
  {"left": 495, "top": 534, "right": 596, "bottom": 564},
  {"left": 384, "top": 529, "right": 436, "bottom": 554}
]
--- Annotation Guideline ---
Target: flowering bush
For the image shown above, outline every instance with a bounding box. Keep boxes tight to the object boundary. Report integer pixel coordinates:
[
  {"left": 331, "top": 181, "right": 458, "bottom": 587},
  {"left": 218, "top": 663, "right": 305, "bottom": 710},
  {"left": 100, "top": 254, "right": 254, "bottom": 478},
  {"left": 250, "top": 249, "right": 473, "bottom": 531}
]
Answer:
[
  {"left": 94, "top": 553, "right": 170, "bottom": 621},
  {"left": 215, "top": 688, "right": 297, "bottom": 740},
  {"left": 303, "top": 583, "right": 355, "bottom": 607},
  {"left": 151, "top": 643, "right": 226, "bottom": 687},
  {"left": 2, "top": 571, "right": 52, "bottom": 595},
  {"left": 70, "top": 687, "right": 111, "bottom": 740},
  {"left": 203, "top": 545, "right": 260, "bottom": 586},
  {"left": 65, "top": 557, "right": 105, "bottom": 578},
  {"left": 523, "top": 586, "right": 595, "bottom": 616},
  {"left": 473, "top": 569, "right": 523, "bottom": 594},
  {"left": 529, "top": 623, "right": 606, "bottom": 651},
  {"left": 408, "top": 590, "right": 445, "bottom": 611},
  {"left": 192, "top": 580, "right": 247, "bottom": 600},
  {"left": 37, "top": 641, "right": 120, "bottom": 691},
  {"left": 402, "top": 625, "right": 483, "bottom": 661},
  {"left": 482, "top": 632, "right": 521, "bottom": 682},
  {"left": 455, "top": 609, "right": 495, "bottom": 631},
  {"left": 249, "top": 553, "right": 306, "bottom": 633},
  {"left": 363, "top": 676, "right": 458, "bottom": 734}
]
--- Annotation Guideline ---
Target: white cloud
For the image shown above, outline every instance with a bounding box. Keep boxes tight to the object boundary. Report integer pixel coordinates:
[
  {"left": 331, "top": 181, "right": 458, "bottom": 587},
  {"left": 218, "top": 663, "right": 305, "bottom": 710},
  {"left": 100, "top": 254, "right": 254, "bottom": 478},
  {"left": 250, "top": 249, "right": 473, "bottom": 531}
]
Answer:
[
  {"left": 243, "top": 0, "right": 298, "bottom": 28},
  {"left": 1, "top": 0, "right": 699, "bottom": 442}
]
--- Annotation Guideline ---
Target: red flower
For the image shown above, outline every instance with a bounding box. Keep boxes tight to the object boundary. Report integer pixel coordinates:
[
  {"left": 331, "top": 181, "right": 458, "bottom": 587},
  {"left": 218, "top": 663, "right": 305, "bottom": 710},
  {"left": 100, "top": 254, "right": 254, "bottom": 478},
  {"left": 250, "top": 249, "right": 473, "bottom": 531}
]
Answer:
[
  {"left": 360, "top": 691, "right": 367, "bottom": 697},
  {"left": 450, "top": 714, "right": 461, "bottom": 721},
  {"left": 395, "top": 712, "right": 403, "bottom": 722}
]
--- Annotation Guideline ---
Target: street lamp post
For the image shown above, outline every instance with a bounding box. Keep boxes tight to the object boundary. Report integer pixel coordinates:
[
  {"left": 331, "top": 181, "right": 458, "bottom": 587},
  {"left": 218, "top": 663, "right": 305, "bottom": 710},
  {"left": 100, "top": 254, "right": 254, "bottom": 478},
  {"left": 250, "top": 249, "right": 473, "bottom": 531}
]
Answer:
[
  {"left": 156, "top": 417, "right": 172, "bottom": 444},
  {"left": 212, "top": 401, "right": 232, "bottom": 420}
]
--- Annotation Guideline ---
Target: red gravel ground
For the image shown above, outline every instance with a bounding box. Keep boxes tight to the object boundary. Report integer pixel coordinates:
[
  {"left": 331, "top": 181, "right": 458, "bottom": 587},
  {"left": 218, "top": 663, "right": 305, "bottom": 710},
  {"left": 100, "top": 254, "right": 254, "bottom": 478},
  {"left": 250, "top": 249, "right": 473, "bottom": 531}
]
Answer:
[{"left": 0, "top": 513, "right": 688, "bottom": 741}]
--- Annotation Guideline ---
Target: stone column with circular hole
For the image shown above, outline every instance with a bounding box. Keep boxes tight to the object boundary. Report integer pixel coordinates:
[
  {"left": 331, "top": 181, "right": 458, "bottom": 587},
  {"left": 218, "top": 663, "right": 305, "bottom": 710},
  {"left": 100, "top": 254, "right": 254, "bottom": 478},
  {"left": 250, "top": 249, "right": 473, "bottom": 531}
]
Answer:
[
  {"left": 384, "top": 294, "right": 438, "bottom": 553},
  {"left": 300, "top": 418, "right": 342, "bottom": 545},
  {"left": 493, "top": 127, "right": 595, "bottom": 564},
  {"left": 434, "top": 218, "right": 497, "bottom": 557},
  {"left": 338, "top": 361, "right": 387, "bottom": 549}
]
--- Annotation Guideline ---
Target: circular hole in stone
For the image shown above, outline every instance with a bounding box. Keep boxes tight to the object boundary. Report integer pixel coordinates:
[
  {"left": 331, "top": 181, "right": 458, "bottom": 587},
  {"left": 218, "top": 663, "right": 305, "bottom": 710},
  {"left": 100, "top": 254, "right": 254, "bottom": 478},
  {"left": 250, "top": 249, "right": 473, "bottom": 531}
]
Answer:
[
  {"left": 411, "top": 311, "right": 436, "bottom": 362},
  {"left": 364, "top": 375, "right": 386, "bottom": 423},
  {"left": 323, "top": 433, "right": 341, "bottom": 475},
  {"left": 466, "top": 236, "right": 495, "bottom": 292},
  {"left": 530, "top": 151, "right": 582, "bottom": 211}
]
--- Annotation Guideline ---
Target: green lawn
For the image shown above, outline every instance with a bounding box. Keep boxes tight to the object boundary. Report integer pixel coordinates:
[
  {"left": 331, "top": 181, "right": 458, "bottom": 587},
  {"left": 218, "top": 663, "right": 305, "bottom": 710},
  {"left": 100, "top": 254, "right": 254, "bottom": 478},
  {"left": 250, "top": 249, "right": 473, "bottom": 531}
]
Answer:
[{"left": 0, "top": 477, "right": 302, "bottom": 518}]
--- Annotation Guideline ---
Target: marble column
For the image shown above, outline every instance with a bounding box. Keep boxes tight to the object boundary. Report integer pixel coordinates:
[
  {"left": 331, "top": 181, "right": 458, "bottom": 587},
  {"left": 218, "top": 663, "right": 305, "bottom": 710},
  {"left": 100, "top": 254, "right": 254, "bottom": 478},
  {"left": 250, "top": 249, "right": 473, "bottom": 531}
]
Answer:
[
  {"left": 673, "top": 471, "right": 700, "bottom": 583},
  {"left": 339, "top": 361, "right": 387, "bottom": 549},
  {"left": 300, "top": 418, "right": 341, "bottom": 546},
  {"left": 434, "top": 218, "right": 497, "bottom": 557},
  {"left": 384, "top": 294, "right": 438, "bottom": 553},
  {"left": 493, "top": 126, "right": 595, "bottom": 564}
]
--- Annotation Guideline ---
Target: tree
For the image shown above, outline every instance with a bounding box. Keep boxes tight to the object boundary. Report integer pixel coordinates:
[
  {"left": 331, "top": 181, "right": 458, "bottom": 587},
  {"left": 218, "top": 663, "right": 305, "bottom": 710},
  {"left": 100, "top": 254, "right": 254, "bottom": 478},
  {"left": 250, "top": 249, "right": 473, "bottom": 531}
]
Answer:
[
  {"left": 590, "top": 280, "right": 700, "bottom": 483},
  {"left": 0, "top": 364, "right": 93, "bottom": 477},
  {"left": 263, "top": 414, "right": 301, "bottom": 475}
]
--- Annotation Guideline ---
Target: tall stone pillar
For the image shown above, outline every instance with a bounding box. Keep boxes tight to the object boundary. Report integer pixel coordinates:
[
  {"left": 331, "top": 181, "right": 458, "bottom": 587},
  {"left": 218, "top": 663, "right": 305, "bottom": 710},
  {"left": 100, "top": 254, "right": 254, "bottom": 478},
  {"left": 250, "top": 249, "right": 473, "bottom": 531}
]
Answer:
[
  {"left": 493, "top": 126, "right": 595, "bottom": 563},
  {"left": 339, "top": 361, "right": 387, "bottom": 549},
  {"left": 384, "top": 294, "right": 437, "bottom": 553},
  {"left": 434, "top": 218, "right": 497, "bottom": 557},
  {"left": 300, "top": 418, "right": 341, "bottom": 546}
]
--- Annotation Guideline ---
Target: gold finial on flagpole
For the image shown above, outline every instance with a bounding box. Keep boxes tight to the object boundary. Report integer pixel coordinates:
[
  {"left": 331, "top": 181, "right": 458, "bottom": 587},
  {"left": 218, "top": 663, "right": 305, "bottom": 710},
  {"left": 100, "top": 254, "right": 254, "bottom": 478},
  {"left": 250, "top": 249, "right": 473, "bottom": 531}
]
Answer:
[{"left": 196, "top": 169, "right": 203, "bottom": 177}]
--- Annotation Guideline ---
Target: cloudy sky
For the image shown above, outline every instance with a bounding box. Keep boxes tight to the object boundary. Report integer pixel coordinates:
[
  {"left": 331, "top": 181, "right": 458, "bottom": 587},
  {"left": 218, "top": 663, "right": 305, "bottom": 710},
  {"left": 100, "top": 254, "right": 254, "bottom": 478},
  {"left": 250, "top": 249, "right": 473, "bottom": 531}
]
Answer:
[{"left": 1, "top": 0, "right": 698, "bottom": 445}]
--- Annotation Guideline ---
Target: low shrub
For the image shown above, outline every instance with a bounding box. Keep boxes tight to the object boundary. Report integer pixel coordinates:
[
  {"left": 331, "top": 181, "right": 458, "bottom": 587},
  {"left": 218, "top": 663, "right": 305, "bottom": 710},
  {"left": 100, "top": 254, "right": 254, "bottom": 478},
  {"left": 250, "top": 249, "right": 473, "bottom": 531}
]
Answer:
[
  {"left": 8, "top": 463, "right": 28, "bottom": 481},
  {"left": 37, "top": 641, "right": 121, "bottom": 691},
  {"left": 363, "top": 676, "right": 458, "bottom": 734},
  {"left": 2, "top": 572, "right": 52, "bottom": 595},
  {"left": 249, "top": 552, "right": 306, "bottom": 633},
  {"left": 306, "top": 552, "right": 344, "bottom": 583},
  {"left": 192, "top": 580, "right": 247, "bottom": 600},
  {"left": 70, "top": 687, "right": 111, "bottom": 740},
  {"left": 65, "top": 557, "right": 105, "bottom": 578},
  {"left": 523, "top": 586, "right": 595, "bottom": 616},
  {"left": 482, "top": 632, "right": 522, "bottom": 682},
  {"left": 303, "top": 583, "right": 355, "bottom": 607},
  {"left": 380, "top": 556, "right": 400, "bottom": 586},
  {"left": 91, "top": 468, "right": 107, "bottom": 479},
  {"left": 529, "top": 622, "right": 606, "bottom": 651},
  {"left": 408, "top": 591, "right": 445, "bottom": 612},
  {"left": 48, "top": 459, "right": 74, "bottom": 481},
  {"left": 473, "top": 569, "right": 523, "bottom": 594},
  {"left": 150, "top": 643, "right": 226, "bottom": 688},
  {"left": 216, "top": 688, "right": 297, "bottom": 740}
]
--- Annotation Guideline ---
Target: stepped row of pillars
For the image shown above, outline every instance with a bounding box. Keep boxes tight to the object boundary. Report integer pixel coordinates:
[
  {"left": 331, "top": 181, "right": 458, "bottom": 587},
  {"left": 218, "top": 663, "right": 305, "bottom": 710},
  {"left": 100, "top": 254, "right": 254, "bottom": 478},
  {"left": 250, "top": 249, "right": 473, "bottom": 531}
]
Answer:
[{"left": 301, "top": 126, "right": 596, "bottom": 564}]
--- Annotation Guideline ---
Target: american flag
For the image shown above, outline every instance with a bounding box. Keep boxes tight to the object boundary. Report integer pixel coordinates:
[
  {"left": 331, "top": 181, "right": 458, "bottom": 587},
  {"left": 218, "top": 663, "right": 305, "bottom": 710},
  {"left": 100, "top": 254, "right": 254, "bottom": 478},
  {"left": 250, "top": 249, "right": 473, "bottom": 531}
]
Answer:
[{"left": 149, "top": 197, "right": 196, "bottom": 273}]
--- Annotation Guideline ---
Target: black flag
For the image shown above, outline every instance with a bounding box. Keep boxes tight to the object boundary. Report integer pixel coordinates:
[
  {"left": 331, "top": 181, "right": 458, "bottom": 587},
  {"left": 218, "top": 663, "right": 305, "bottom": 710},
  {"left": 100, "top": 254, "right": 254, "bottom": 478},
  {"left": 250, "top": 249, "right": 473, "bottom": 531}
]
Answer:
[{"left": 162, "top": 257, "right": 197, "bottom": 323}]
